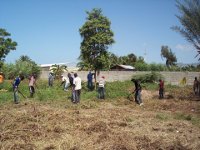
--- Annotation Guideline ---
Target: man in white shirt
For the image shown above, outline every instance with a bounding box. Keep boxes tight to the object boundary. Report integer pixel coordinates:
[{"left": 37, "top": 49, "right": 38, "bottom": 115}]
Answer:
[
  {"left": 73, "top": 73, "right": 82, "bottom": 103},
  {"left": 98, "top": 76, "right": 105, "bottom": 99},
  {"left": 61, "top": 75, "right": 70, "bottom": 91}
]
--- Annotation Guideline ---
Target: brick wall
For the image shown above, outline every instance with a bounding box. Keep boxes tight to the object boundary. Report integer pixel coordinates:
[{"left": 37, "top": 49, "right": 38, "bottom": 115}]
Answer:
[{"left": 40, "top": 71, "right": 200, "bottom": 85}]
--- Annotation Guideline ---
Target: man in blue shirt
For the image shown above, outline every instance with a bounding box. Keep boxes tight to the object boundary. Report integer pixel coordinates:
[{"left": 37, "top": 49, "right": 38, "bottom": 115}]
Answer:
[
  {"left": 87, "top": 71, "right": 93, "bottom": 91},
  {"left": 13, "top": 75, "right": 24, "bottom": 104}
]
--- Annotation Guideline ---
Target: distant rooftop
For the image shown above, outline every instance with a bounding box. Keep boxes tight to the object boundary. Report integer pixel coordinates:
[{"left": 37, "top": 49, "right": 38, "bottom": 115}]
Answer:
[
  {"left": 118, "top": 65, "right": 135, "bottom": 70},
  {"left": 40, "top": 62, "right": 77, "bottom": 67}
]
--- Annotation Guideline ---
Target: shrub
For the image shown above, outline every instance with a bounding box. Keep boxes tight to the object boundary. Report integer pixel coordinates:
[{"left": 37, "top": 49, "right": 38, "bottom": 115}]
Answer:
[{"left": 131, "top": 72, "right": 164, "bottom": 83}]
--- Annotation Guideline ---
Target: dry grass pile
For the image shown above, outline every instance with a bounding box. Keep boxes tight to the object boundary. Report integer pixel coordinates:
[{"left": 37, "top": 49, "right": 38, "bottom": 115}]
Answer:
[{"left": 0, "top": 87, "right": 200, "bottom": 150}]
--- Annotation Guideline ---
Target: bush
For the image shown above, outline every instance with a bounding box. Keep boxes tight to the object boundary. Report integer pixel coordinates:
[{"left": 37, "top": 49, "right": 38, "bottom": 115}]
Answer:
[
  {"left": 1, "top": 58, "right": 41, "bottom": 80},
  {"left": 131, "top": 72, "right": 164, "bottom": 83}
]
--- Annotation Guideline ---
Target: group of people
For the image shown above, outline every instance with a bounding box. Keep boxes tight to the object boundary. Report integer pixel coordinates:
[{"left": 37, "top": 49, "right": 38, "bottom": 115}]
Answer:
[
  {"left": 48, "top": 72, "right": 82, "bottom": 103},
  {"left": 59, "top": 71, "right": 106, "bottom": 101},
  {"left": 12, "top": 74, "right": 36, "bottom": 104},
  {"left": 10, "top": 71, "right": 200, "bottom": 105},
  {"left": 46, "top": 71, "right": 107, "bottom": 102}
]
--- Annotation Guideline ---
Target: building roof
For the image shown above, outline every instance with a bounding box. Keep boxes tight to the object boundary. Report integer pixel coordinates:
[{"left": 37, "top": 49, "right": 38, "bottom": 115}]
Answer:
[
  {"left": 118, "top": 65, "right": 135, "bottom": 70},
  {"left": 40, "top": 62, "right": 79, "bottom": 72},
  {"left": 40, "top": 62, "right": 69, "bottom": 67},
  {"left": 110, "top": 64, "right": 135, "bottom": 71}
]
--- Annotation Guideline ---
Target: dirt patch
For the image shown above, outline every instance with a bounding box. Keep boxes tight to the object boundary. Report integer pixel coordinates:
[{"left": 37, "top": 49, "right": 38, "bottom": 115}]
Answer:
[{"left": 0, "top": 89, "right": 200, "bottom": 149}]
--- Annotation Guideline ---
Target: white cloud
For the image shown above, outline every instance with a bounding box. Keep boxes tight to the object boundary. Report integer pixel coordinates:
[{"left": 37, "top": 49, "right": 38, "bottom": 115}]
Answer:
[{"left": 175, "top": 44, "right": 194, "bottom": 52}]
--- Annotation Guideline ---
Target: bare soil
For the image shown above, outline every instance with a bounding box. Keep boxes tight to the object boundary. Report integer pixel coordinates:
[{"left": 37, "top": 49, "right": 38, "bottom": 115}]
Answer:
[{"left": 0, "top": 89, "right": 200, "bottom": 150}]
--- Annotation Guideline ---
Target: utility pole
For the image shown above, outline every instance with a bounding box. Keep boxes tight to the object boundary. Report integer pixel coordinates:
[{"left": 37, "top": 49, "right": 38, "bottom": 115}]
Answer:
[{"left": 144, "top": 48, "right": 147, "bottom": 62}]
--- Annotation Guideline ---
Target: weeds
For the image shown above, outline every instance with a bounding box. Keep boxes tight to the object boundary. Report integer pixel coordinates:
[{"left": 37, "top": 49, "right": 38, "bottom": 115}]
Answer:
[
  {"left": 155, "top": 113, "right": 170, "bottom": 121},
  {"left": 174, "top": 112, "right": 200, "bottom": 127}
]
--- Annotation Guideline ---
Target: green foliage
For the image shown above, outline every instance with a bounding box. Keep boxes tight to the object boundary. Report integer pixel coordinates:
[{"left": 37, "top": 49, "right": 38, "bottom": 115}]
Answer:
[
  {"left": 79, "top": 8, "right": 114, "bottom": 71},
  {"left": 134, "top": 62, "right": 150, "bottom": 71},
  {"left": 172, "top": 0, "right": 200, "bottom": 60},
  {"left": 174, "top": 113, "right": 192, "bottom": 121},
  {"left": 2, "top": 55, "right": 41, "bottom": 79},
  {"left": 156, "top": 113, "right": 169, "bottom": 121},
  {"left": 0, "top": 28, "right": 17, "bottom": 68},
  {"left": 132, "top": 72, "right": 164, "bottom": 83},
  {"left": 50, "top": 64, "right": 67, "bottom": 79},
  {"left": 161, "top": 46, "right": 177, "bottom": 67},
  {"left": 106, "top": 81, "right": 132, "bottom": 99}
]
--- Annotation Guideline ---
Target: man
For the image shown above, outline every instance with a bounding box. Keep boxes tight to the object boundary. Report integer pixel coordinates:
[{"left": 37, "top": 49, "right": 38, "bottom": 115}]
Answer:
[
  {"left": 73, "top": 73, "right": 81, "bottom": 103},
  {"left": 98, "top": 76, "right": 105, "bottom": 99},
  {"left": 0, "top": 72, "right": 4, "bottom": 84},
  {"left": 132, "top": 79, "right": 143, "bottom": 106},
  {"left": 48, "top": 72, "right": 54, "bottom": 87},
  {"left": 193, "top": 77, "right": 199, "bottom": 95},
  {"left": 60, "top": 75, "right": 69, "bottom": 91},
  {"left": 158, "top": 79, "right": 164, "bottom": 99},
  {"left": 87, "top": 71, "right": 93, "bottom": 90},
  {"left": 68, "top": 73, "right": 74, "bottom": 87},
  {"left": 12, "top": 74, "right": 24, "bottom": 104},
  {"left": 68, "top": 73, "right": 75, "bottom": 101},
  {"left": 29, "top": 74, "right": 36, "bottom": 97}
]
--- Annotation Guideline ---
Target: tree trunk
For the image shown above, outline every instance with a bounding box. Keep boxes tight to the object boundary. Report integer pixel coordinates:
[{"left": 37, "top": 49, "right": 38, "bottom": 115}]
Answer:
[{"left": 94, "top": 69, "right": 97, "bottom": 90}]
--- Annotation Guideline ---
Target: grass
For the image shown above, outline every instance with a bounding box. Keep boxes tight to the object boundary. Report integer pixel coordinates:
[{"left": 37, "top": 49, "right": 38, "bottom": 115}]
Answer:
[
  {"left": 0, "top": 79, "right": 200, "bottom": 149},
  {"left": 0, "top": 79, "right": 134, "bottom": 103},
  {"left": 155, "top": 113, "right": 170, "bottom": 121}
]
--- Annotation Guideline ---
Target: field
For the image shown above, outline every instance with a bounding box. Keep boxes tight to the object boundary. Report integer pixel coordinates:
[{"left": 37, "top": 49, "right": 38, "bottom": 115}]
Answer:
[{"left": 0, "top": 80, "right": 200, "bottom": 150}]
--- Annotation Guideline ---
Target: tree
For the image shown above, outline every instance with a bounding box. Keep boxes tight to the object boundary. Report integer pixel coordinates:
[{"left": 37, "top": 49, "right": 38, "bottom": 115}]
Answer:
[
  {"left": 15, "top": 56, "right": 41, "bottom": 78},
  {"left": 161, "top": 46, "right": 177, "bottom": 67},
  {"left": 108, "top": 52, "right": 119, "bottom": 69},
  {"left": 19, "top": 55, "right": 32, "bottom": 62},
  {"left": 50, "top": 64, "right": 67, "bottom": 79},
  {"left": 172, "top": 0, "right": 200, "bottom": 60},
  {"left": 0, "top": 28, "right": 17, "bottom": 68},
  {"left": 79, "top": 8, "right": 114, "bottom": 85},
  {"left": 1, "top": 55, "right": 41, "bottom": 79},
  {"left": 137, "top": 56, "right": 145, "bottom": 63}
]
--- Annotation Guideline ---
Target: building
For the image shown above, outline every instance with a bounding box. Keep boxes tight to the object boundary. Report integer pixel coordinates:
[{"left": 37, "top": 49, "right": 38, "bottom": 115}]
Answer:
[
  {"left": 40, "top": 62, "right": 79, "bottom": 72},
  {"left": 110, "top": 65, "right": 135, "bottom": 71}
]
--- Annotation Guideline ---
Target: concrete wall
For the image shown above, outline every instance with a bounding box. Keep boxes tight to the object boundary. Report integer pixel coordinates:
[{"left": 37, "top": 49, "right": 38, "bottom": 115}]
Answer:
[{"left": 40, "top": 71, "right": 200, "bottom": 85}]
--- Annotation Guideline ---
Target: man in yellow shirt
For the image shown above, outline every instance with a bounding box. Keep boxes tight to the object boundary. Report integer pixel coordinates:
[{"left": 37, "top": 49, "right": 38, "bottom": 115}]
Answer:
[{"left": 0, "top": 72, "right": 4, "bottom": 84}]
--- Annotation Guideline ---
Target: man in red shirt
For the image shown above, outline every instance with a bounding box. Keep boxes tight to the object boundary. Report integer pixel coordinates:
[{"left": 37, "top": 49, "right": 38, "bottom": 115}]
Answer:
[{"left": 158, "top": 79, "right": 164, "bottom": 99}]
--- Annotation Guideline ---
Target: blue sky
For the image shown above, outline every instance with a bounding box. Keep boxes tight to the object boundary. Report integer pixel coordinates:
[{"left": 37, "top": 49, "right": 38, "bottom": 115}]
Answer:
[{"left": 0, "top": 0, "right": 199, "bottom": 65}]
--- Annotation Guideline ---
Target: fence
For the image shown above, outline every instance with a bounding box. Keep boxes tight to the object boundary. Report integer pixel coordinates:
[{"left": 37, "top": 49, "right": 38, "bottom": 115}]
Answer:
[{"left": 40, "top": 71, "right": 200, "bottom": 85}]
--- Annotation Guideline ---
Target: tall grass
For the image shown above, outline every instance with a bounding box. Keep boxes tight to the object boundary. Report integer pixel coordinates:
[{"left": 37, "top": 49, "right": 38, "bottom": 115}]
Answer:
[{"left": 0, "top": 79, "right": 180, "bottom": 103}]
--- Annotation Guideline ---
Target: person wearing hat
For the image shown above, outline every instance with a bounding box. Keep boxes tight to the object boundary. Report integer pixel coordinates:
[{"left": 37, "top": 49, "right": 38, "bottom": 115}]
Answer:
[{"left": 98, "top": 76, "right": 106, "bottom": 99}]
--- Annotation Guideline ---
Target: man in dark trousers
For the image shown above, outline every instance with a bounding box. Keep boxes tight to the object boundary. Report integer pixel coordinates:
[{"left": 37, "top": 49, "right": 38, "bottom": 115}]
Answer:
[
  {"left": 193, "top": 77, "right": 199, "bottom": 95},
  {"left": 73, "top": 73, "right": 82, "bottom": 103},
  {"left": 12, "top": 74, "right": 24, "bottom": 104},
  {"left": 87, "top": 71, "right": 93, "bottom": 90},
  {"left": 158, "top": 79, "right": 164, "bottom": 99},
  {"left": 132, "top": 79, "right": 143, "bottom": 106}
]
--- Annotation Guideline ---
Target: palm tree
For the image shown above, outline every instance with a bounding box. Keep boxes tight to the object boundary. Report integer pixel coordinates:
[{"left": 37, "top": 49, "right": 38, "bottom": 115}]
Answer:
[{"left": 172, "top": 0, "right": 200, "bottom": 60}]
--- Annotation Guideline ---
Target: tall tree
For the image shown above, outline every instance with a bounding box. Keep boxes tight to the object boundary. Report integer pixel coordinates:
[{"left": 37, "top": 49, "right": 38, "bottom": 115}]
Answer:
[
  {"left": 0, "top": 28, "right": 17, "bottom": 68},
  {"left": 161, "top": 46, "right": 177, "bottom": 67},
  {"left": 79, "top": 8, "right": 114, "bottom": 85},
  {"left": 172, "top": 0, "right": 200, "bottom": 60},
  {"left": 108, "top": 52, "right": 119, "bottom": 68},
  {"left": 19, "top": 55, "right": 32, "bottom": 62}
]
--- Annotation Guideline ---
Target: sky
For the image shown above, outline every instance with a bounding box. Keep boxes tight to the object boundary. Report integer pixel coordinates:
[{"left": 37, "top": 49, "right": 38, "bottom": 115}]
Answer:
[{"left": 0, "top": 0, "right": 199, "bottom": 65}]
